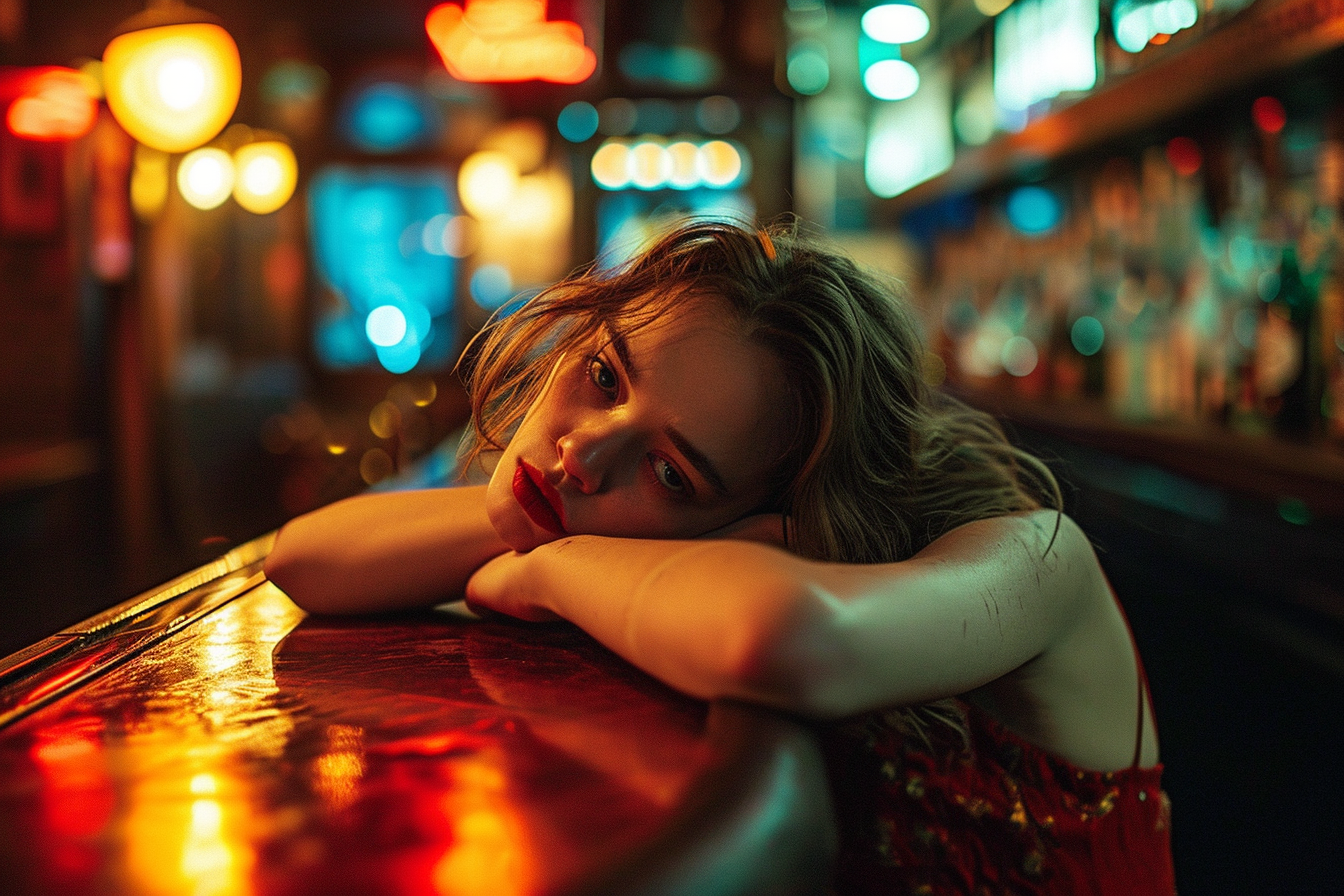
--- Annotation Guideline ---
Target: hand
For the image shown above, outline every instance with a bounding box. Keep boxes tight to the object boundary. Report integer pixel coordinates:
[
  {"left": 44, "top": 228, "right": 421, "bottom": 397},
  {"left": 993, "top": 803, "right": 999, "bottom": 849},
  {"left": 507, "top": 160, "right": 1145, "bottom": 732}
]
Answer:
[
  {"left": 465, "top": 550, "right": 564, "bottom": 622},
  {"left": 700, "top": 512, "right": 789, "bottom": 548}
]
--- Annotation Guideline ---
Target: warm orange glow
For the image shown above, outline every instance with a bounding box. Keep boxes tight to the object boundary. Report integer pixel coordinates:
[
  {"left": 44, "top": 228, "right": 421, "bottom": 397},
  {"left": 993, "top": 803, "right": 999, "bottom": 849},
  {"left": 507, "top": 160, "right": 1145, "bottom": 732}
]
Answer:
[
  {"left": 130, "top": 144, "right": 171, "bottom": 220},
  {"left": 429, "top": 753, "right": 534, "bottom": 896},
  {"left": 177, "top": 146, "right": 234, "bottom": 209},
  {"left": 231, "top": 140, "right": 298, "bottom": 214},
  {"left": 697, "top": 140, "right": 742, "bottom": 187},
  {"left": 103, "top": 22, "right": 241, "bottom": 153},
  {"left": 590, "top": 141, "right": 630, "bottom": 189},
  {"left": 458, "top": 150, "right": 520, "bottom": 218},
  {"left": 4, "top": 67, "right": 98, "bottom": 140},
  {"left": 426, "top": 1, "right": 596, "bottom": 84}
]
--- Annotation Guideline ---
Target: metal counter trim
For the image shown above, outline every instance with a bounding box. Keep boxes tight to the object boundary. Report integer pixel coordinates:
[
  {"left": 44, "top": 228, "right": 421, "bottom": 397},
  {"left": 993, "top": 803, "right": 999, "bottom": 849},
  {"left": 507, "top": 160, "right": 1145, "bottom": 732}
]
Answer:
[{"left": 0, "top": 533, "right": 274, "bottom": 728}]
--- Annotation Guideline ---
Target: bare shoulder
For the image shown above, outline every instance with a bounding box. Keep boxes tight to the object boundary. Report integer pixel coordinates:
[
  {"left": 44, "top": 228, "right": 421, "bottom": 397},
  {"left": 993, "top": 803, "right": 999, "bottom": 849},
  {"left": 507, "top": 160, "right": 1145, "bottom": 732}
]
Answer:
[
  {"left": 962, "top": 511, "right": 1154, "bottom": 770},
  {"left": 916, "top": 508, "right": 1106, "bottom": 616}
]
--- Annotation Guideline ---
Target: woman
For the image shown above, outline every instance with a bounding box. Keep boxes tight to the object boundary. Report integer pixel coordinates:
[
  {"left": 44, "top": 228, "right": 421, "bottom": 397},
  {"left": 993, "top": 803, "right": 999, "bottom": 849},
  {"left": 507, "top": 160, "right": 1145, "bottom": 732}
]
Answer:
[{"left": 265, "top": 219, "right": 1176, "bottom": 894}]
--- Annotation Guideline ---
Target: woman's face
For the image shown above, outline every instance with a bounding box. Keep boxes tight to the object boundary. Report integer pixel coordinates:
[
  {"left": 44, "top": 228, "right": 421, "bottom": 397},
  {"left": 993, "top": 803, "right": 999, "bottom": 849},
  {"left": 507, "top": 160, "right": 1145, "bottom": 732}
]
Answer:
[{"left": 485, "top": 298, "right": 791, "bottom": 552}]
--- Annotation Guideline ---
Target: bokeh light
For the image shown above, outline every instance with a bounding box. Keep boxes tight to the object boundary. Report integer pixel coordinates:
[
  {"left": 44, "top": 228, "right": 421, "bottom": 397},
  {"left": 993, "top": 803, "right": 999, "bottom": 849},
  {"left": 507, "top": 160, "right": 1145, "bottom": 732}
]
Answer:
[
  {"left": 343, "top": 81, "right": 434, "bottom": 153},
  {"left": 629, "top": 140, "right": 672, "bottom": 190},
  {"left": 1001, "top": 335, "right": 1039, "bottom": 377},
  {"left": 596, "top": 97, "right": 637, "bottom": 136},
  {"left": 232, "top": 141, "right": 298, "bottom": 214},
  {"left": 697, "top": 140, "right": 745, "bottom": 188},
  {"left": 130, "top": 145, "right": 171, "bottom": 221},
  {"left": 590, "top": 141, "right": 632, "bottom": 189},
  {"left": 786, "top": 40, "right": 830, "bottom": 96},
  {"left": 861, "top": 3, "right": 931, "bottom": 44},
  {"left": 863, "top": 58, "right": 920, "bottom": 101},
  {"left": 556, "top": 100, "right": 599, "bottom": 143},
  {"left": 4, "top": 67, "right": 99, "bottom": 140},
  {"left": 470, "top": 264, "right": 515, "bottom": 310},
  {"left": 458, "top": 151, "right": 519, "bottom": 219},
  {"left": 1112, "top": 0, "right": 1198, "bottom": 54},
  {"left": 425, "top": 0, "right": 596, "bottom": 84},
  {"left": 102, "top": 21, "right": 241, "bottom": 153},
  {"left": 1165, "top": 136, "right": 1202, "bottom": 176},
  {"left": 177, "top": 147, "right": 235, "bottom": 210},
  {"left": 1006, "top": 185, "right": 1062, "bottom": 234},
  {"left": 365, "top": 305, "right": 408, "bottom": 347},
  {"left": 1071, "top": 316, "right": 1105, "bottom": 356},
  {"left": 1252, "top": 96, "right": 1287, "bottom": 134}
]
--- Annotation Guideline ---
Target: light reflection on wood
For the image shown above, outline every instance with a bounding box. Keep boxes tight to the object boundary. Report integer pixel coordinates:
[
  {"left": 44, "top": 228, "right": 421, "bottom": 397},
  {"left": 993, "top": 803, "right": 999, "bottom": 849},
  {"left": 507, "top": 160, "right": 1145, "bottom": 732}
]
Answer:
[{"left": 0, "top": 580, "right": 720, "bottom": 895}]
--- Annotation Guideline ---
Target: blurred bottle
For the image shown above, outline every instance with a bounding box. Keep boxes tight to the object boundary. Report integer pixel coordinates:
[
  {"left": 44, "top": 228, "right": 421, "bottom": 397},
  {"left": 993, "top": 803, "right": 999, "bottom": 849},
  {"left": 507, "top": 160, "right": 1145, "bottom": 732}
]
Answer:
[{"left": 1258, "top": 244, "right": 1322, "bottom": 440}]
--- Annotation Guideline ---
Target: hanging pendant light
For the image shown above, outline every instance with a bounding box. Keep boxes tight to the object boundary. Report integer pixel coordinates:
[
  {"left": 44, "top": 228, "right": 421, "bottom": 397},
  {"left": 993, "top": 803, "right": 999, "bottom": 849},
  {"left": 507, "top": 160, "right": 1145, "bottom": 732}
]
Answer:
[{"left": 102, "top": 2, "right": 241, "bottom": 154}]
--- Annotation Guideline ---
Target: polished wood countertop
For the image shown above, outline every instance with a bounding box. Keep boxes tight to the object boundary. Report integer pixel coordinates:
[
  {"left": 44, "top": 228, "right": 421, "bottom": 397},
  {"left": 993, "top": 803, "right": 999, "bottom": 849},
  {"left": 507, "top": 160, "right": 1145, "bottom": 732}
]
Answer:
[{"left": 0, "top": 537, "right": 836, "bottom": 896}]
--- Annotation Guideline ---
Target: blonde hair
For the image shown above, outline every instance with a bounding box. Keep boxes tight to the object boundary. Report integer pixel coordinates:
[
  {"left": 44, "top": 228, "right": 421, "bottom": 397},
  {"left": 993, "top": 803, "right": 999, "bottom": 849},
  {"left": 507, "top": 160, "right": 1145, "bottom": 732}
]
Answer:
[{"left": 458, "top": 217, "right": 1060, "bottom": 565}]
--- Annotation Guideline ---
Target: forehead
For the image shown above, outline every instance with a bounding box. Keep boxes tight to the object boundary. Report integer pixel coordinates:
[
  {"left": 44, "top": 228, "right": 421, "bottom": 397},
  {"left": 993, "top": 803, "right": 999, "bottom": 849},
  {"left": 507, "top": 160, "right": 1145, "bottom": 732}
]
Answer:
[{"left": 611, "top": 300, "right": 789, "bottom": 490}]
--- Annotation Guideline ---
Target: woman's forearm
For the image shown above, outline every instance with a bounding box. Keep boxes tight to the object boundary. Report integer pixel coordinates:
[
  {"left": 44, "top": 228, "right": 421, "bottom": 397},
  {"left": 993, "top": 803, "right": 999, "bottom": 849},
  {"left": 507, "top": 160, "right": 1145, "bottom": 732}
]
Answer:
[
  {"left": 469, "top": 510, "right": 1094, "bottom": 720},
  {"left": 472, "top": 535, "right": 836, "bottom": 708},
  {"left": 266, "top": 486, "right": 511, "bottom": 614}
]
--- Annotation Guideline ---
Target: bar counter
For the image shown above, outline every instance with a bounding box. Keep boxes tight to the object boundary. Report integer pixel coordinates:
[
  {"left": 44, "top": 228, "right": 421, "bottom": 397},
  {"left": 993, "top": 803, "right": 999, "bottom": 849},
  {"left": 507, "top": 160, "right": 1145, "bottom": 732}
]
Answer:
[{"left": 0, "top": 536, "right": 837, "bottom": 895}]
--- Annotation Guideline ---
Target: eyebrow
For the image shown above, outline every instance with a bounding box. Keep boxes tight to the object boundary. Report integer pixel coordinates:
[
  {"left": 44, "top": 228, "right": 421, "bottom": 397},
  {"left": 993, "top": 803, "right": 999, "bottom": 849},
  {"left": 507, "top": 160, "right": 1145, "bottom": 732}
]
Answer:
[
  {"left": 608, "top": 328, "right": 638, "bottom": 381},
  {"left": 666, "top": 427, "right": 730, "bottom": 498},
  {"left": 606, "top": 325, "right": 730, "bottom": 499}
]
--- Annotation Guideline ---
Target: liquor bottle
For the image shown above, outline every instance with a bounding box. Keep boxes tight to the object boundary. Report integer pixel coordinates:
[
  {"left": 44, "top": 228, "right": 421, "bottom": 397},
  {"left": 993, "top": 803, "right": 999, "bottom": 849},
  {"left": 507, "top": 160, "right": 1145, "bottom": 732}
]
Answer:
[{"left": 1260, "top": 244, "right": 1321, "bottom": 440}]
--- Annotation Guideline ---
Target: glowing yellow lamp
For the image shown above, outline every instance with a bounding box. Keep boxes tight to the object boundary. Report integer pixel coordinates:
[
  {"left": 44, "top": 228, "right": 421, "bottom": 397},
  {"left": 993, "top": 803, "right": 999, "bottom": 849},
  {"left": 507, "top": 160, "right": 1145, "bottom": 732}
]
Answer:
[
  {"left": 458, "top": 150, "right": 519, "bottom": 219},
  {"left": 177, "top": 146, "right": 234, "bottom": 209},
  {"left": 232, "top": 140, "right": 297, "bottom": 214},
  {"left": 103, "top": 6, "right": 241, "bottom": 154}
]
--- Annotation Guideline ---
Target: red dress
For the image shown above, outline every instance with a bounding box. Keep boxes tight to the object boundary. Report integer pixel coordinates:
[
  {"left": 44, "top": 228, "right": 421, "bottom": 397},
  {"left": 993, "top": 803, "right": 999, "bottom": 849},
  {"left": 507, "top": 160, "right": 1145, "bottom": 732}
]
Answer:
[{"left": 821, "top": 676, "right": 1176, "bottom": 894}]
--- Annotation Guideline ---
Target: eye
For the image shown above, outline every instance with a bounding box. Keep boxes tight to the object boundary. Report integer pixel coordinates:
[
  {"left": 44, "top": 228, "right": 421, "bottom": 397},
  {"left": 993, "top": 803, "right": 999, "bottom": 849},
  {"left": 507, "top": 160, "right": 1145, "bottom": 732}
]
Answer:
[
  {"left": 651, "top": 455, "right": 688, "bottom": 494},
  {"left": 588, "top": 355, "right": 617, "bottom": 396}
]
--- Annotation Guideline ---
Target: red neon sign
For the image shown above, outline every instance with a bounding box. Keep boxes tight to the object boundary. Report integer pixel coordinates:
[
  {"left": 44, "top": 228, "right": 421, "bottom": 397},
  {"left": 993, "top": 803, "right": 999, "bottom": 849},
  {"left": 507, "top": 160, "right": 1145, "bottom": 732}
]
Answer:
[
  {"left": 426, "top": 1, "right": 596, "bottom": 84},
  {"left": 2, "top": 67, "right": 97, "bottom": 141}
]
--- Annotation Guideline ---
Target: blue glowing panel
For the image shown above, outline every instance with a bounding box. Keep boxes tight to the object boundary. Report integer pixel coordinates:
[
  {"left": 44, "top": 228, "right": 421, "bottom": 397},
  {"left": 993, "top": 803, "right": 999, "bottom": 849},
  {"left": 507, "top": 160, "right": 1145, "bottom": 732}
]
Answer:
[
  {"left": 341, "top": 81, "right": 439, "bottom": 154},
  {"left": 308, "top": 166, "right": 458, "bottom": 372},
  {"left": 595, "top": 190, "right": 755, "bottom": 269}
]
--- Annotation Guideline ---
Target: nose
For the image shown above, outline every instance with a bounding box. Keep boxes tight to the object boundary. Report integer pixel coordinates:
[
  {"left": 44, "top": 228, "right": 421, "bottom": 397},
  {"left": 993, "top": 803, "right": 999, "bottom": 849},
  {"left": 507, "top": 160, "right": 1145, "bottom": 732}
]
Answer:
[{"left": 556, "top": 416, "right": 630, "bottom": 495}]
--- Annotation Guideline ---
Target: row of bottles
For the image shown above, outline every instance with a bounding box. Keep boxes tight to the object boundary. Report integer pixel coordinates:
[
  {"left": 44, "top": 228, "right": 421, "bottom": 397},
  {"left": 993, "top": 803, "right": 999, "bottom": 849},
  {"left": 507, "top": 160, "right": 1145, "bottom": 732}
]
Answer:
[{"left": 918, "top": 95, "right": 1344, "bottom": 449}]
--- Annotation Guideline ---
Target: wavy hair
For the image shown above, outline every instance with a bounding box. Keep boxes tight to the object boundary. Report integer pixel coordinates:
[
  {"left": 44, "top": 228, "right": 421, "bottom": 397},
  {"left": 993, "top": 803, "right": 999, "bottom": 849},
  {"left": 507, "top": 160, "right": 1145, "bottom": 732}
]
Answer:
[{"left": 457, "top": 217, "right": 1060, "bottom": 565}]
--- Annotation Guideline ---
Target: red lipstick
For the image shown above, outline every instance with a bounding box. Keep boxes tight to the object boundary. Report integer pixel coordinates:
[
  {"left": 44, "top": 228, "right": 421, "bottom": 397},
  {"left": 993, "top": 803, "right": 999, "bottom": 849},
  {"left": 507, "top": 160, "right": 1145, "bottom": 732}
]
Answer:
[{"left": 512, "top": 461, "right": 567, "bottom": 535}]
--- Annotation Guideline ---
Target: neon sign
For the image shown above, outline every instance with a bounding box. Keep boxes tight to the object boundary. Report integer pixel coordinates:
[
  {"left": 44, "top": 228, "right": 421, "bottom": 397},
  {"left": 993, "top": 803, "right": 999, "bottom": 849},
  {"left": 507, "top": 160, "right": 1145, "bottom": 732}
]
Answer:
[{"left": 426, "top": 1, "right": 596, "bottom": 84}]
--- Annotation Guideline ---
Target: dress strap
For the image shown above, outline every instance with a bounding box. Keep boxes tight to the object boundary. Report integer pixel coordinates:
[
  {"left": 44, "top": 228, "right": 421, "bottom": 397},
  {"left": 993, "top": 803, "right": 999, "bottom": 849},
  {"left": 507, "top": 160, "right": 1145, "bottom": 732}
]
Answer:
[
  {"left": 1108, "top": 580, "right": 1151, "bottom": 770},
  {"left": 1132, "top": 654, "right": 1147, "bottom": 769}
]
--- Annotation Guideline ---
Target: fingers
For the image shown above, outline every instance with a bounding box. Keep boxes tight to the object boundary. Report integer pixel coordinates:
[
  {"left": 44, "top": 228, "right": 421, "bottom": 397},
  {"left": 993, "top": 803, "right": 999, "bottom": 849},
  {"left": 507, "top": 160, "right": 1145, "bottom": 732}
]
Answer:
[{"left": 466, "top": 552, "right": 561, "bottom": 622}]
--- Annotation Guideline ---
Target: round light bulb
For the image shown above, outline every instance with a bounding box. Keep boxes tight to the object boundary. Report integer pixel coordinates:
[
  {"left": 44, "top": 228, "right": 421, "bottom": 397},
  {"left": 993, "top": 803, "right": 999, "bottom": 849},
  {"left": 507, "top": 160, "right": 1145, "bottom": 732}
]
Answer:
[
  {"left": 103, "top": 21, "right": 241, "bottom": 153},
  {"left": 232, "top": 140, "right": 298, "bottom": 214},
  {"left": 177, "top": 146, "right": 234, "bottom": 209}
]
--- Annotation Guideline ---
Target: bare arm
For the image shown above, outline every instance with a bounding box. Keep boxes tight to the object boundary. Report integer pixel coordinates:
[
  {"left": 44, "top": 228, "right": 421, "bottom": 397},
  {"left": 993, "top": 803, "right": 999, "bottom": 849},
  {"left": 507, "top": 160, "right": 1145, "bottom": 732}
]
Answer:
[
  {"left": 265, "top": 485, "right": 511, "bottom": 614},
  {"left": 465, "top": 510, "right": 1103, "bottom": 719}
]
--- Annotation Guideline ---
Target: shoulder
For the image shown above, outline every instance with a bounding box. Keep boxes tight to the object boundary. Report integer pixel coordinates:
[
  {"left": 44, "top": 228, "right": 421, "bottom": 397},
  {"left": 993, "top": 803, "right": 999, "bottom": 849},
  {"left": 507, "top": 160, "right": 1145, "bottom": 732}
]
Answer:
[{"left": 916, "top": 509, "right": 1104, "bottom": 609}]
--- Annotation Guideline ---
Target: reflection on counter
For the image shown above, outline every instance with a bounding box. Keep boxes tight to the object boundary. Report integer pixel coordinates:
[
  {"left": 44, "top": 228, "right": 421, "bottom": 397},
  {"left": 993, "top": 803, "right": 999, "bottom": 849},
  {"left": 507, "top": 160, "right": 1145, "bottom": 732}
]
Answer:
[{"left": 0, "top": 580, "right": 731, "bottom": 896}]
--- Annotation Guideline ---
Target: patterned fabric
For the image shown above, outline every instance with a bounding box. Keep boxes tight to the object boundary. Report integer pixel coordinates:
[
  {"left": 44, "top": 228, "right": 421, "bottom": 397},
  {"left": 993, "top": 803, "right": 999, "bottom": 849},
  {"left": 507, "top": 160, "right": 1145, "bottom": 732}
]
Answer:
[{"left": 821, "top": 701, "right": 1176, "bottom": 896}]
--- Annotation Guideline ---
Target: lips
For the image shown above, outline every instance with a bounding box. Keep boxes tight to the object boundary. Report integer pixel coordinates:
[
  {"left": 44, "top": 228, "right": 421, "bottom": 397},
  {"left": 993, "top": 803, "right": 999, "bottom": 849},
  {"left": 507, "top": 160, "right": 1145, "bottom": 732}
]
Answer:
[{"left": 512, "top": 461, "right": 567, "bottom": 535}]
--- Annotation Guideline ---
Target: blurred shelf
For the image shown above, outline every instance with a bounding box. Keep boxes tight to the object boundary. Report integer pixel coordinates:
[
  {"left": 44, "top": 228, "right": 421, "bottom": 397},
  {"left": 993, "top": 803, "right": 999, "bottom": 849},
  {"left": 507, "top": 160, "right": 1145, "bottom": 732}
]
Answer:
[
  {"left": 884, "top": 0, "right": 1344, "bottom": 216},
  {"left": 952, "top": 385, "right": 1344, "bottom": 520}
]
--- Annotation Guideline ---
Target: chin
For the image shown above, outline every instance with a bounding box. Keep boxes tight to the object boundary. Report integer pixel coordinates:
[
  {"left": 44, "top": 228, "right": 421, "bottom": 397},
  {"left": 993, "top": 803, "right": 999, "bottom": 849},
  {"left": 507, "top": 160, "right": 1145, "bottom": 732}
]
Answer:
[{"left": 485, "top": 479, "right": 545, "bottom": 553}]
